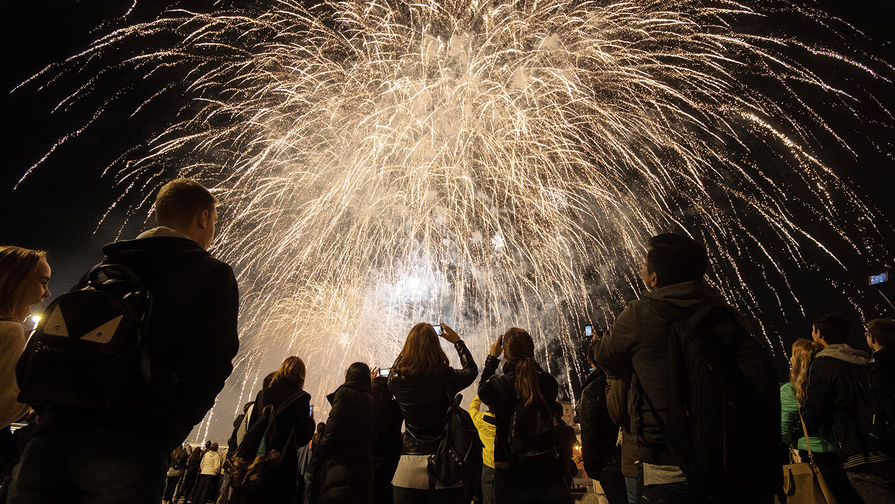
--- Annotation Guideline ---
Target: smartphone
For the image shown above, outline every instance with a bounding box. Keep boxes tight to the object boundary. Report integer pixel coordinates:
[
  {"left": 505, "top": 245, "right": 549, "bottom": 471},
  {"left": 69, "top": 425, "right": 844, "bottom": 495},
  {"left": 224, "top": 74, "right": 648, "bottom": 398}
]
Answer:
[
  {"left": 870, "top": 272, "right": 889, "bottom": 286},
  {"left": 309, "top": 405, "right": 314, "bottom": 417},
  {"left": 379, "top": 368, "right": 390, "bottom": 377},
  {"left": 433, "top": 324, "right": 443, "bottom": 336},
  {"left": 584, "top": 324, "right": 593, "bottom": 338}
]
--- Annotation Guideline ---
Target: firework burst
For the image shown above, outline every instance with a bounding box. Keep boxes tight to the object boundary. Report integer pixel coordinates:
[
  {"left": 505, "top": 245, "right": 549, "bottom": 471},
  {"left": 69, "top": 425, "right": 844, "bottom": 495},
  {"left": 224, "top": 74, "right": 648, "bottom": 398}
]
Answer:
[{"left": 16, "top": 0, "right": 894, "bottom": 439}]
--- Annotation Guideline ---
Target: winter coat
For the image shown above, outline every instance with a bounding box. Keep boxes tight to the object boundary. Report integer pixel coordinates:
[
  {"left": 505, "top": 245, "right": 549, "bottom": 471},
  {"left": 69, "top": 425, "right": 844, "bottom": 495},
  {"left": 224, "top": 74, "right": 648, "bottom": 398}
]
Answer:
[
  {"left": 371, "top": 376, "right": 403, "bottom": 463},
  {"left": 370, "top": 376, "right": 402, "bottom": 504},
  {"left": 247, "top": 379, "right": 315, "bottom": 461},
  {"left": 779, "top": 382, "right": 835, "bottom": 453},
  {"left": 200, "top": 450, "right": 222, "bottom": 475},
  {"left": 477, "top": 355, "right": 561, "bottom": 465},
  {"left": 594, "top": 280, "right": 721, "bottom": 466},
  {"left": 802, "top": 343, "right": 893, "bottom": 469},
  {"left": 243, "top": 378, "right": 315, "bottom": 504},
  {"left": 578, "top": 368, "right": 620, "bottom": 479},
  {"left": 228, "top": 412, "right": 246, "bottom": 454},
  {"left": 388, "top": 341, "right": 477, "bottom": 455},
  {"left": 310, "top": 380, "right": 376, "bottom": 504},
  {"left": 36, "top": 228, "right": 240, "bottom": 452}
]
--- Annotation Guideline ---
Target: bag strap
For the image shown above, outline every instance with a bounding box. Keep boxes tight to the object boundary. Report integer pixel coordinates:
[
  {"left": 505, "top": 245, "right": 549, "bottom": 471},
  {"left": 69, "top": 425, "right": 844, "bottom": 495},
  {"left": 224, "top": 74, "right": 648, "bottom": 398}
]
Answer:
[
  {"left": 257, "top": 390, "right": 306, "bottom": 448},
  {"left": 797, "top": 412, "right": 815, "bottom": 464}
]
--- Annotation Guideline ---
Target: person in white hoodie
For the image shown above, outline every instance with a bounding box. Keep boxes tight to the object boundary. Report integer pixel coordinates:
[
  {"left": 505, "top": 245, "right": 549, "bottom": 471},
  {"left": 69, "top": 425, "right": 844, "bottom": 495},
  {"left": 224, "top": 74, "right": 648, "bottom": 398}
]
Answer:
[{"left": 192, "top": 442, "right": 223, "bottom": 504}]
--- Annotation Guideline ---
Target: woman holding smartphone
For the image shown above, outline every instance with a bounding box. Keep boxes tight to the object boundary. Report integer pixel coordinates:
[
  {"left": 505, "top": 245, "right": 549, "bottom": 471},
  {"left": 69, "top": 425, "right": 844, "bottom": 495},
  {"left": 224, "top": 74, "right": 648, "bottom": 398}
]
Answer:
[{"left": 387, "top": 322, "right": 478, "bottom": 504}]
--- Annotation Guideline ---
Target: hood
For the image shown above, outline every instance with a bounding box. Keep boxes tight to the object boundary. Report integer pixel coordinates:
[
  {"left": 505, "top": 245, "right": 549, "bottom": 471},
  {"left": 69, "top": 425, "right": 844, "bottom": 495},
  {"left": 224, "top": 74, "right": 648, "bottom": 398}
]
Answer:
[
  {"left": 817, "top": 344, "right": 871, "bottom": 366},
  {"left": 644, "top": 280, "right": 722, "bottom": 310},
  {"left": 326, "top": 380, "right": 372, "bottom": 405},
  {"left": 102, "top": 231, "right": 209, "bottom": 279}
]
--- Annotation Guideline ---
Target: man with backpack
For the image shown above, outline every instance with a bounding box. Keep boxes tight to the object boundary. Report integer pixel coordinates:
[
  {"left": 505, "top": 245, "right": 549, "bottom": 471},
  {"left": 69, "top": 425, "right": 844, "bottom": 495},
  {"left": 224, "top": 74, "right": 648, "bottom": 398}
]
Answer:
[
  {"left": 11, "top": 178, "right": 240, "bottom": 503},
  {"left": 803, "top": 313, "right": 895, "bottom": 503},
  {"left": 595, "top": 233, "right": 781, "bottom": 504}
]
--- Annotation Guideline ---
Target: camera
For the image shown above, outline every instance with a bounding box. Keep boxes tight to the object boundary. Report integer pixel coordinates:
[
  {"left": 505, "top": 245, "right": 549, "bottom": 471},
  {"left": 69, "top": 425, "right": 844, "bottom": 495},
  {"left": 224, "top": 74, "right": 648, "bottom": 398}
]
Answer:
[
  {"left": 433, "top": 324, "right": 443, "bottom": 336},
  {"left": 584, "top": 324, "right": 593, "bottom": 337},
  {"left": 379, "top": 368, "right": 390, "bottom": 377}
]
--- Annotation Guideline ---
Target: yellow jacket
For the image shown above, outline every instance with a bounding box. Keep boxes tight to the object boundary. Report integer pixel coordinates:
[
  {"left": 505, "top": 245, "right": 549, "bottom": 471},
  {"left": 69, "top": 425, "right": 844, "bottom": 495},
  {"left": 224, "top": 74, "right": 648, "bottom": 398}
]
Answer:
[{"left": 469, "top": 395, "right": 496, "bottom": 468}]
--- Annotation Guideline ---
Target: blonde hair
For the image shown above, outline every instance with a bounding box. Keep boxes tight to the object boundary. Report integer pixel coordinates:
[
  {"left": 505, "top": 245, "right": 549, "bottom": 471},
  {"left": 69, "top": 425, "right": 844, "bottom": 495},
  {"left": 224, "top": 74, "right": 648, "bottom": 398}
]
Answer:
[
  {"left": 0, "top": 246, "right": 46, "bottom": 321},
  {"left": 392, "top": 323, "right": 449, "bottom": 376},
  {"left": 272, "top": 356, "right": 306, "bottom": 388},
  {"left": 503, "top": 327, "right": 545, "bottom": 407},
  {"left": 790, "top": 338, "right": 823, "bottom": 405}
]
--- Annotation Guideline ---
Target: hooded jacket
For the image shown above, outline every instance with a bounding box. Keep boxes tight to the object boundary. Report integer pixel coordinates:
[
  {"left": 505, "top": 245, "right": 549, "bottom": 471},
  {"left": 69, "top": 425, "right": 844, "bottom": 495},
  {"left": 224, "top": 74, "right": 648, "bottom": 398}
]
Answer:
[
  {"left": 803, "top": 343, "right": 893, "bottom": 468},
  {"left": 595, "top": 280, "right": 721, "bottom": 465},
  {"left": 41, "top": 229, "right": 239, "bottom": 452},
  {"left": 309, "top": 379, "right": 377, "bottom": 504}
]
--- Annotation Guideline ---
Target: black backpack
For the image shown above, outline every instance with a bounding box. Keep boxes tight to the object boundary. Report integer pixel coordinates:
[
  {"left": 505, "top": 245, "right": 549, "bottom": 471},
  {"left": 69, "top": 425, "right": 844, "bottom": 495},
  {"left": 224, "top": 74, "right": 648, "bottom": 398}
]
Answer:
[
  {"left": 16, "top": 263, "right": 153, "bottom": 407},
  {"left": 641, "top": 301, "right": 782, "bottom": 498},
  {"left": 428, "top": 393, "right": 482, "bottom": 489},
  {"left": 508, "top": 398, "right": 575, "bottom": 482}
]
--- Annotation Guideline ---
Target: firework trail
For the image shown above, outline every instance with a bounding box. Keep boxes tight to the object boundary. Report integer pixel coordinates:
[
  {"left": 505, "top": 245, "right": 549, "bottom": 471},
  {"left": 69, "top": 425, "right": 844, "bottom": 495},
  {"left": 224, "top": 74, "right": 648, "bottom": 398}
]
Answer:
[{"left": 16, "top": 0, "right": 894, "bottom": 439}]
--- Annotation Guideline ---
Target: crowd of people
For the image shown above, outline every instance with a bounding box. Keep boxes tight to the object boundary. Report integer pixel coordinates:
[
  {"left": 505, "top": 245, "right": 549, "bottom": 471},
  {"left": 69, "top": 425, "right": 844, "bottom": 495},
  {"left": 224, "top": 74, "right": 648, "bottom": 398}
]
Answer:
[{"left": 0, "top": 178, "right": 893, "bottom": 504}]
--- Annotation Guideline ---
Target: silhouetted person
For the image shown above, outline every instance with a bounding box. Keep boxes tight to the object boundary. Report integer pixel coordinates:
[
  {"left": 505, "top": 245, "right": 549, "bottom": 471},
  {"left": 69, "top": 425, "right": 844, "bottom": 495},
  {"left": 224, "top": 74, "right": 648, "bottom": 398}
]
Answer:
[
  {"left": 11, "top": 179, "right": 239, "bottom": 503},
  {"left": 388, "top": 323, "right": 477, "bottom": 504}
]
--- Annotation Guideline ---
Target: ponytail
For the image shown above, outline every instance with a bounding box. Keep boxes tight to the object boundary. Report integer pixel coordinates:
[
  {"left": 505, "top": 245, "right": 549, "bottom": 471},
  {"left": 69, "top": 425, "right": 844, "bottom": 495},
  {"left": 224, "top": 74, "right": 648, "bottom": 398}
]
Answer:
[
  {"left": 502, "top": 327, "right": 545, "bottom": 407},
  {"left": 514, "top": 356, "right": 545, "bottom": 407}
]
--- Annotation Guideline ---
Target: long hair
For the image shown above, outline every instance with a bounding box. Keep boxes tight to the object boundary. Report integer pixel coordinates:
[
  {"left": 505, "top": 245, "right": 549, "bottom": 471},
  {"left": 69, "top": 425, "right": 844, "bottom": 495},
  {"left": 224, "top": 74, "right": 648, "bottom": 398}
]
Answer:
[
  {"left": 790, "top": 338, "right": 823, "bottom": 405},
  {"left": 0, "top": 245, "right": 46, "bottom": 321},
  {"left": 392, "top": 322, "right": 449, "bottom": 376},
  {"left": 503, "top": 327, "right": 545, "bottom": 407},
  {"left": 345, "top": 361, "right": 371, "bottom": 386},
  {"left": 272, "top": 356, "right": 306, "bottom": 388}
]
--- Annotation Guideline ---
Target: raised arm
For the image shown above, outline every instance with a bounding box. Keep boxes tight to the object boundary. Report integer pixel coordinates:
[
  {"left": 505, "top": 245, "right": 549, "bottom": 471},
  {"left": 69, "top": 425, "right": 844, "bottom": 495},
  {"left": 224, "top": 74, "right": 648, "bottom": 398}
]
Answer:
[{"left": 440, "top": 323, "right": 478, "bottom": 391}]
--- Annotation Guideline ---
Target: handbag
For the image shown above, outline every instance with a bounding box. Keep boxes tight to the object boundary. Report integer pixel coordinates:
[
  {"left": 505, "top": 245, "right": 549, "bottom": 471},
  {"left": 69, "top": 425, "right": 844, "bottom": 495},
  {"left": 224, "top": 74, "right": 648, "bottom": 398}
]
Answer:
[{"left": 781, "top": 414, "right": 838, "bottom": 504}]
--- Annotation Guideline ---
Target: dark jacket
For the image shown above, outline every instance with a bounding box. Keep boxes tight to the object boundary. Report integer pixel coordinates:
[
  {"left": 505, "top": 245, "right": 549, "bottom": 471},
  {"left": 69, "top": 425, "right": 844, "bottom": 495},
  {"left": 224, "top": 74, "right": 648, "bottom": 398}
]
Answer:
[
  {"left": 228, "top": 412, "right": 246, "bottom": 454},
  {"left": 477, "top": 355, "right": 561, "bottom": 465},
  {"left": 42, "top": 234, "right": 239, "bottom": 452},
  {"left": 244, "top": 378, "right": 315, "bottom": 504},
  {"left": 248, "top": 379, "right": 315, "bottom": 456},
  {"left": 578, "top": 368, "right": 619, "bottom": 479},
  {"left": 594, "top": 280, "right": 719, "bottom": 465},
  {"left": 388, "top": 341, "right": 477, "bottom": 454},
  {"left": 311, "top": 380, "right": 377, "bottom": 504},
  {"left": 371, "top": 376, "right": 403, "bottom": 464},
  {"left": 371, "top": 376, "right": 402, "bottom": 504},
  {"left": 802, "top": 344, "right": 893, "bottom": 468}
]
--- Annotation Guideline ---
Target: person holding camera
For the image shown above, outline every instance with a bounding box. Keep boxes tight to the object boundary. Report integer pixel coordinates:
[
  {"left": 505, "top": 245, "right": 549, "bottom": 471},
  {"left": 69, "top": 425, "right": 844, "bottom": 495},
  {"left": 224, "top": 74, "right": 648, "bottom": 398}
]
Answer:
[{"left": 387, "top": 323, "right": 477, "bottom": 504}]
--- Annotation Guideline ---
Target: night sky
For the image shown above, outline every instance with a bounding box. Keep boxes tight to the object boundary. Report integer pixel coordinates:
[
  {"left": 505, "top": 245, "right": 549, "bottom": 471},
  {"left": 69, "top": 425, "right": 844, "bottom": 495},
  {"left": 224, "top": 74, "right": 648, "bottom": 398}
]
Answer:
[{"left": 3, "top": 0, "right": 894, "bottom": 373}]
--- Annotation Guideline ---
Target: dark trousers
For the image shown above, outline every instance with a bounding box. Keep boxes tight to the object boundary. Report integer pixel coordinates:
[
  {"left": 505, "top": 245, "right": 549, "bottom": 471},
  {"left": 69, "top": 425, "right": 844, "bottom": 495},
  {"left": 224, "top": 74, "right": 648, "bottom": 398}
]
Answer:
[
  {"left": 598, "top": 454, "right": 628, "bottom": 504},
  {"left": 178, "top": 469, "right": 200, "bottom": 501},
  {"left": 373, "top": 458, "right": 399, "bottom": 504},
  {"left": 846, "top": 460, "right": 895, "bottom": 504},
  {"left": 163, "top": 473, "right": 182, "bottom": 501},
  {"left": 392, "top": 487, "right": 463, "bottom": 504},
  {"left": 192, "top": 474, "right": 220, "bottom": 504},
  {"left": 639, "top": 481, "right": 775, "bottom": 504},
  {"left": 481, "top": 465, "right": 496, "bottom": 504},
  {"left": 9, "top": 428, "right": 167, "bottom": 504},
  {"left": 797, "top": 450, "right": 863, "bottom": 504},
  {"left": 493, "top": 467, "right": 571, "bottom": 504}
]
